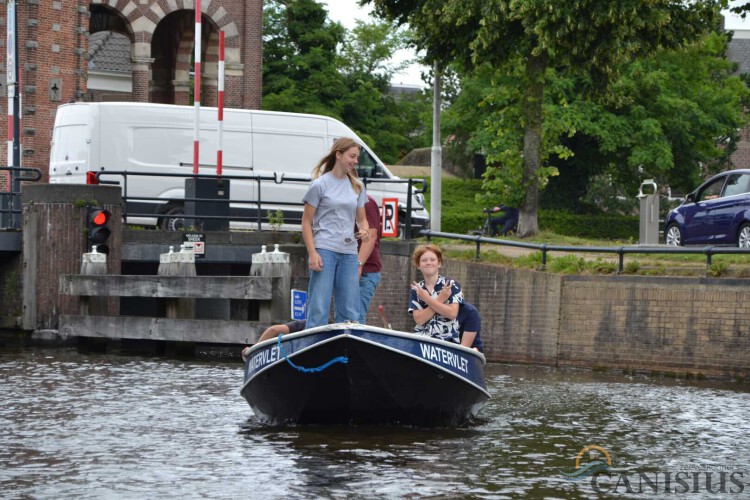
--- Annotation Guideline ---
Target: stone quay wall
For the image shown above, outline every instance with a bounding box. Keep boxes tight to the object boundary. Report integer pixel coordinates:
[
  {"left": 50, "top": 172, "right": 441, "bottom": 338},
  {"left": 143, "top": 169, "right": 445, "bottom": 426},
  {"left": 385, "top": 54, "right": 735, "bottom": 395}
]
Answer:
[{"left": 369, "top": 246, "right": 750, "bottom": 380}]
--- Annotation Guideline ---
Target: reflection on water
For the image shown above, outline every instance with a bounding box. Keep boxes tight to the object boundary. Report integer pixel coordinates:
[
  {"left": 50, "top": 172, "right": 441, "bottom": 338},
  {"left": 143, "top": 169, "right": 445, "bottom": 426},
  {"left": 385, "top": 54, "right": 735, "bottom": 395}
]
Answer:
[{"left": 1, "top": 347, "right": 749, "bottom": 499}]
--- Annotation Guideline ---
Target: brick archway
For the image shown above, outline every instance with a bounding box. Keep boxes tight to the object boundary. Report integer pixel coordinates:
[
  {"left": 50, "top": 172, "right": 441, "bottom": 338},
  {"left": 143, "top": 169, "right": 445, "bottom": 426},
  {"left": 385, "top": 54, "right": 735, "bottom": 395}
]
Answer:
[{"left": 126, "top": 2, "right": 242, "bottom": 106}]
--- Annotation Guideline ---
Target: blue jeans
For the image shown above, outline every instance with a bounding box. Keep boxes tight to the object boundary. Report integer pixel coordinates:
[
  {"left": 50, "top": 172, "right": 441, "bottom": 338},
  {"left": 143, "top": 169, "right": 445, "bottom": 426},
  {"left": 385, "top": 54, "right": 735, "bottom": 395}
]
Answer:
[
  {"left": 306, "top": 249, "right": 360, "bottom": 329},
  {"left": 358, "top": 271, "right": 381, "bottom": 324}
]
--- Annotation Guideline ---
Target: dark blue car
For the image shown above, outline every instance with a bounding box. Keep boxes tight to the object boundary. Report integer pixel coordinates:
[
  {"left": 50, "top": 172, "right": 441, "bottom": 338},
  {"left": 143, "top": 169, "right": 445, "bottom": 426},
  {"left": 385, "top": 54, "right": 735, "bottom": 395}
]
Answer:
[{"left": 664, "top": 169, "right": 750, "bottom": 247}]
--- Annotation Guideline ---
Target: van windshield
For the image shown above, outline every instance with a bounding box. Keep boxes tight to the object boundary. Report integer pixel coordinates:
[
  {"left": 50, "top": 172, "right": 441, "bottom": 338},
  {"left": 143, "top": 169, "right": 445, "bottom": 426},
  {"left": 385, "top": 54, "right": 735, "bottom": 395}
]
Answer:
[{"left": 356, "top": 149, "right": 387, "bottom": 179}]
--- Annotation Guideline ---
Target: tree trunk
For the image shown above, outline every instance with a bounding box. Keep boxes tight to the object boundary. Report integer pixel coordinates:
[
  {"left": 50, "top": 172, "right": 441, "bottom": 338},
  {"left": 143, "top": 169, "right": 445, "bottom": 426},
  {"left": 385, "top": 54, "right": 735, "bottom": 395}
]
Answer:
[{"left": 518, "top": 53, "right": 546, "bottom": 238}]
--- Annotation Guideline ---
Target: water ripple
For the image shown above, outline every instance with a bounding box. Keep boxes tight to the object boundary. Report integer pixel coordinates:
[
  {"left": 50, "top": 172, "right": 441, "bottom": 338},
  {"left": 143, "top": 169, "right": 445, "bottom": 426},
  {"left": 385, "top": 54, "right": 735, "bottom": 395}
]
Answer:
[{"left": 1, "top": 349, "right": 749, "bottom": 498}]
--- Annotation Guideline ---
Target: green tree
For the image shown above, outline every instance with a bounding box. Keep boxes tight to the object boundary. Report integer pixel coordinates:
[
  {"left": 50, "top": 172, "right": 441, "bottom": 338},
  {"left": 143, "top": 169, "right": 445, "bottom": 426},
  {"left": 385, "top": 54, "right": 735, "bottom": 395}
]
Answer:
[
  {"left": 444, "top": 30, "right": 749, "bottom": 213},
  {"left": 544, "top": 30, "right": 749, "bottom": 210},
  {"left": 339, "top": 20, "right": 410, "bottom": 81},
  {"left": 262, "top": 0, "right": 431, "bottom": 163},
  {"left": 262, "top": 0, "right": 347, "bottom": 115},
  {"left": 337, "top": 20, "right": 431, "bottom": 162},
  {"left": 596, "top": 31, "right": 749, "bottom": 195},
  {"left": 370, "top": 0, "right": 721, "bottom": 236}
]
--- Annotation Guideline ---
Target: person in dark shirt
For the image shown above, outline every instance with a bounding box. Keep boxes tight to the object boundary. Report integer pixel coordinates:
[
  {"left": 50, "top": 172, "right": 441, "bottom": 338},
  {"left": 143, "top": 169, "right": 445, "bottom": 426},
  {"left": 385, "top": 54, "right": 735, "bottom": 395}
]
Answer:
[
  {"left": 456, "top": 302, "right": 484, "bottom": 352},
  {"left": 356, "top": 195, "right": 382, "bottom": 323},
  {"left": 428, "top": 279, "right": 484, "bottom": 352},
  {"left": 488, "top": 204, "right": 519, "bottom": 237}
]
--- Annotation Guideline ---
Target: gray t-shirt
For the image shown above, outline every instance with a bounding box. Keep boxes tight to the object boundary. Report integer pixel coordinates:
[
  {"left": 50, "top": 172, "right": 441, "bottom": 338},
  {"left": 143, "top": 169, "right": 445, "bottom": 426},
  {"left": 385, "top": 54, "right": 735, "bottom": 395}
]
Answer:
[{"left": 303, "top": 172, "right": 366, "bottom": 255}]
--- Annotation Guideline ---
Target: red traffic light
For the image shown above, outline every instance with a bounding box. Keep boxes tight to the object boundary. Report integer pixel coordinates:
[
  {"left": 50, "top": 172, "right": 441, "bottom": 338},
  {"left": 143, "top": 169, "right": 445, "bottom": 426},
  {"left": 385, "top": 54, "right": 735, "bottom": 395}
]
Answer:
[
  {"left": 87, "top": 207, "right": 112, "bottom": 253},
  {"left": 91, "top": 210, "right": 109, "bottom": 226}
]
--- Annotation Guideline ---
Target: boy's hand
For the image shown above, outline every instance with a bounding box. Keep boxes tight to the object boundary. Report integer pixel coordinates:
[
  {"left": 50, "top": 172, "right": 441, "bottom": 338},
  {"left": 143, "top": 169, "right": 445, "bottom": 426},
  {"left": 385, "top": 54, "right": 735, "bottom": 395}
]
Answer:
[{"left": 437, "top": 281, "right": 454, "bottom": 303}]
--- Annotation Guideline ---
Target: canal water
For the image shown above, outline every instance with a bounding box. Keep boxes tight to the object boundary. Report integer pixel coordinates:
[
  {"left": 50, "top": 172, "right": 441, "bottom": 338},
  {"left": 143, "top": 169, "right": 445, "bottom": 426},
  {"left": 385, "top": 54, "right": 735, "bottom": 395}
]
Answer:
[{"left": 2, "top": 346, "right": 749, "bottom": 499}]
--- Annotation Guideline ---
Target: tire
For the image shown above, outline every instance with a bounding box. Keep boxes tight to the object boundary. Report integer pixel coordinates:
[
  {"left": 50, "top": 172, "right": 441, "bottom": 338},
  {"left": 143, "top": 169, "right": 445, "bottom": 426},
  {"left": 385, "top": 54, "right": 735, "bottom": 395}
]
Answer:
[
  {"left": 665, "top": 224, "right": 683, "bottom": 246},
  {"left": 738, "top": 223, "right": 750, "bottom": 248},
  {"left": 159, "top": 203, "right": 185, "bottom": 231}
]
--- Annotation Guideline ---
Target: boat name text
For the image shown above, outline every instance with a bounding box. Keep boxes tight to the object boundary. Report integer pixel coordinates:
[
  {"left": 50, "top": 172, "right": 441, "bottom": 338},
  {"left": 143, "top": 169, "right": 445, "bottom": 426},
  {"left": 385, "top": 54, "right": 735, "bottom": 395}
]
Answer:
[
  {"left": 249, "top": 346, "right": 280, "bottom": 372},
  {"left": 419, "top": 343, "right": 469, "bottom": 373}
]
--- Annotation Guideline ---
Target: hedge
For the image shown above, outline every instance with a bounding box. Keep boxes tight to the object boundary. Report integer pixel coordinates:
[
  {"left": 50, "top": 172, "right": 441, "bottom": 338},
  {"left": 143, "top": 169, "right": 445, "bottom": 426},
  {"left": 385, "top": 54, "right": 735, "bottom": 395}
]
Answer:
[{"left": 417, "top": 177, "right": 639, "bottom": 240}]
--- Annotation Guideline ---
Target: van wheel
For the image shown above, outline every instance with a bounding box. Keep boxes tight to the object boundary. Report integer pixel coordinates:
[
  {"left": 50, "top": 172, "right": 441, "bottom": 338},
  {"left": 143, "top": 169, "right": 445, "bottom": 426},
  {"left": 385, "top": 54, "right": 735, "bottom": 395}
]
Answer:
[
  {"left": 160, "top": 204, "right": 185, "bottom": 231},
  {"left": 665, "top": 224, "right": 683, "bottom": 246},
  {"left": 738, "top": 223, "right": 750, "bottom": 248}
]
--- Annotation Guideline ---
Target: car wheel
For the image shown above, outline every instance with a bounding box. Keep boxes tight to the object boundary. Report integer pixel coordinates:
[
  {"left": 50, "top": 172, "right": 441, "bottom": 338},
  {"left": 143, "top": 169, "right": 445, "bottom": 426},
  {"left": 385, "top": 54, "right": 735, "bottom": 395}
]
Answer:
[
  {"left": 665, "top": 224, "right": 683, "bottom": 246},
  {"left": 738, "top": 223, "right": 750, "bottom": 248},
  {"left": 160, "top": 204, "right": 185, "bottom": 231}
]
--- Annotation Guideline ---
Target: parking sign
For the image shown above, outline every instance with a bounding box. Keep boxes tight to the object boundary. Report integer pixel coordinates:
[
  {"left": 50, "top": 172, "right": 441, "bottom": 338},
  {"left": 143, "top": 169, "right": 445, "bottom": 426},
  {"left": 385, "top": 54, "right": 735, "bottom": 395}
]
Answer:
[{"left": 381, "top": 198, "right": 398, "bottom": 237}]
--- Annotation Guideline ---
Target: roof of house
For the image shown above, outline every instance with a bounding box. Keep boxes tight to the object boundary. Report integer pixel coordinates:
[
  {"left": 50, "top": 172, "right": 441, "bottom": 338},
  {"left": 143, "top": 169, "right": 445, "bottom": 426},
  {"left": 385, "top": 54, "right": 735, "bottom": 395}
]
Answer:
[
  {"left": 88, "top": 31, "right": 131, "bottom": 73},
  {"left": 728, "top": 32, "right": 750, "bottom": 75}
]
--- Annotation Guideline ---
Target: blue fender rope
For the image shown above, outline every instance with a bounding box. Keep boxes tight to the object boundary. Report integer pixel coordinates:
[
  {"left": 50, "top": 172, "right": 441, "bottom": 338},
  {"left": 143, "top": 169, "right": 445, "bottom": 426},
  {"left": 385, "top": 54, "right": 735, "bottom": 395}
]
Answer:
[{"left": 277, "top": 333, "right": 348, "bottom": 373}]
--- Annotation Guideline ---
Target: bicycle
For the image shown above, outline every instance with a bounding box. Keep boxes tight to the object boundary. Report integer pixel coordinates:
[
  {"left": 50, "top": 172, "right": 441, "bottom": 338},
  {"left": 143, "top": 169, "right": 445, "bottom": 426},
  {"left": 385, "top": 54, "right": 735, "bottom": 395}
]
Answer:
[
  {"left": 469, "top": 208, "right": 495, "bottom": 237},
  {"left": 470, "top": 207, "right": 517, "bottom": 237}
]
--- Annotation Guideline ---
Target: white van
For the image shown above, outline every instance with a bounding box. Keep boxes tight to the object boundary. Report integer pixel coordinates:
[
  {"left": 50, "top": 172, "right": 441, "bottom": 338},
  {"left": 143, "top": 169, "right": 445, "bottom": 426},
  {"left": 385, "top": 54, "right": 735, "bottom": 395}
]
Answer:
[{"left": 48, "top": 102, "right": 429, "bottom": 235}]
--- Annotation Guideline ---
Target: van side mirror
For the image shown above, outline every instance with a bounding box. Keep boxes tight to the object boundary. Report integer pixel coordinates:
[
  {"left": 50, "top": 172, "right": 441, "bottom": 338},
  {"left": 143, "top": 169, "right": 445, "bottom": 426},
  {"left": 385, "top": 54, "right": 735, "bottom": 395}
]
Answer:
[{"left": 685, "top": 192, "right": 696, "bottom": 203}]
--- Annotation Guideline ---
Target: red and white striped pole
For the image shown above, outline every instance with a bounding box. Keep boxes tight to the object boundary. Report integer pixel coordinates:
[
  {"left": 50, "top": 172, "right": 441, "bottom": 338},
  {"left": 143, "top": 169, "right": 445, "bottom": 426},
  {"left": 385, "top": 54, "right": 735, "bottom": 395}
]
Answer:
[
  {"left": 192, "top": 0, "right": 201, "bottom": 175},
  {"left": 7, "top": 0, "right": 17, "bottom": 169},
  {"left": 216, "top": 30, "right": 224, "bottom": 177}
]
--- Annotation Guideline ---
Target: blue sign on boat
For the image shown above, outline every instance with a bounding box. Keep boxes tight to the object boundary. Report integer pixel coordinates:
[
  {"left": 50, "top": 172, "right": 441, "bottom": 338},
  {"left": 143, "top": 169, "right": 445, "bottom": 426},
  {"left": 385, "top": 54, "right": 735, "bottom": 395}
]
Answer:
[{"left": 291, "top": 289, "right": 307, "bottom": 320}]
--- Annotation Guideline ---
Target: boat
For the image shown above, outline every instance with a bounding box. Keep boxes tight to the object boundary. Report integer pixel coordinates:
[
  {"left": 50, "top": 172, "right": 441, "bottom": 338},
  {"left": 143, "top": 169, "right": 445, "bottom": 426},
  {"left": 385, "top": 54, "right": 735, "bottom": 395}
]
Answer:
[{"left": 240, "top": 322, "right": 490, "bottom": 426}]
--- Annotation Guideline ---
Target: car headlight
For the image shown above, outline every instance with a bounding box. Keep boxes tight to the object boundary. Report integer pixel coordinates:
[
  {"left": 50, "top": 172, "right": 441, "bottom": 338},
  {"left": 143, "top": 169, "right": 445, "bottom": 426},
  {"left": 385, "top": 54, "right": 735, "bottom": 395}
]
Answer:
[{"left": 415, "top": 193, "right": 425, "bottom": 207}]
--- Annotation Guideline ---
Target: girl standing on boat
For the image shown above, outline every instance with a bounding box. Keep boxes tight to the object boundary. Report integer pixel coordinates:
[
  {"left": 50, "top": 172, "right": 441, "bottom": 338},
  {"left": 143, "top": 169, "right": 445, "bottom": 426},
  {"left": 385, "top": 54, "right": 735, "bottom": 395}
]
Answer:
[
  {"left": 302, "top": 138, "right": 370, "bottom": 329},
  {"left": 408, "top": 244, "right": 463, "bottom": 343}
]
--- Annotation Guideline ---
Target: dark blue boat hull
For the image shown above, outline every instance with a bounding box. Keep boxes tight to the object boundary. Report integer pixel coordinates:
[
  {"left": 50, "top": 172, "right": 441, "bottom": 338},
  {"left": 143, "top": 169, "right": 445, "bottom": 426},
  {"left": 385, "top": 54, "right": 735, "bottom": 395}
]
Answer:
[{"left": 240, "top": 324, "right": 490, "bottom": 426}]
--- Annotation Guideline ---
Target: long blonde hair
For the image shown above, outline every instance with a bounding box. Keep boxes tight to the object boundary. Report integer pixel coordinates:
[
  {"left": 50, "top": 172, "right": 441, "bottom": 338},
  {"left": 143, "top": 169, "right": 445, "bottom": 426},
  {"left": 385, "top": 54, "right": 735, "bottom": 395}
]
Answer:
[{"left": 312, "top": 137, "right": 364, "bottom": 194}]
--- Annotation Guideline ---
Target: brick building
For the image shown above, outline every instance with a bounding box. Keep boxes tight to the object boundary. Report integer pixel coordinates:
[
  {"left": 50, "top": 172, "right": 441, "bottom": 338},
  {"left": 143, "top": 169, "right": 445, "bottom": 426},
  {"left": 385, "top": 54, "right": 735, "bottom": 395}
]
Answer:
[
  {"left": 727, "top": 29, "right": 750, "bottom": 168},
  {"left": 0, "top": 0, "right": 263, "bottom": 189}
]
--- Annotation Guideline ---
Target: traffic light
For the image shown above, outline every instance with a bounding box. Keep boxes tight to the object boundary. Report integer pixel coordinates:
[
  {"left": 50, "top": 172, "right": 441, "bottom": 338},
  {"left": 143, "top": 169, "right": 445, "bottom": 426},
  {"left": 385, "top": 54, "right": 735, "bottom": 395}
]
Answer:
[{"left": 87, "top": 206, "right": 111, "bottom": 254}]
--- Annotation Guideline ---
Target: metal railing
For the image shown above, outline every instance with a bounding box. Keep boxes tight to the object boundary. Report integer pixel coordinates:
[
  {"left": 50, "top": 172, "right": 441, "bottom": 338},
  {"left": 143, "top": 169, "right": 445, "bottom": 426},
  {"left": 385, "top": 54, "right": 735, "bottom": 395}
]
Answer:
[
  {"left": 0, "top": 166, "right": 43, "bottom": 229},
  {"left": 421, "top": 229, "right": 750, "bottom": 273},
  {"left": 96, "top": 170, "right": 427, "bottom": 238}
]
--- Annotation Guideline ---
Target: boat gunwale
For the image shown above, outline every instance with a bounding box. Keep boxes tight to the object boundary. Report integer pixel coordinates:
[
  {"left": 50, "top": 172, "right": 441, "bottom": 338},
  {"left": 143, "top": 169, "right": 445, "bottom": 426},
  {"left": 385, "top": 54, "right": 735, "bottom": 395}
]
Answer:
[
  {"left": 246, "top": 323, "right": 486, "bottom": 362},
  {"left": 241, "top": 325, "right": 490, "bottom": 398}
]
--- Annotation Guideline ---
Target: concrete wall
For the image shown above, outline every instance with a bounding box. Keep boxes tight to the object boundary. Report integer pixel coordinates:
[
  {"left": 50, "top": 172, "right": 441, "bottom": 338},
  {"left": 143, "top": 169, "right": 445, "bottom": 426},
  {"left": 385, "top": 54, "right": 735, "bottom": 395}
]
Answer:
[
  {"left": 558, "top": 275, "right": 750, "bottom": 377},
  {"left": 369, "top": 248, "right": 750, "bottom": 380}
]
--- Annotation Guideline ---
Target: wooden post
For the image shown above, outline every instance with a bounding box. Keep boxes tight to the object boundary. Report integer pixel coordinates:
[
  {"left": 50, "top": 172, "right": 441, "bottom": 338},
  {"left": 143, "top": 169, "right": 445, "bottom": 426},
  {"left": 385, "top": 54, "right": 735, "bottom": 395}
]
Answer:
[
  {"left": 250, "top": 244, "right": 291, "bottom": 324},
  {"left": 79, "top": 247, "right": 107, "bottom": 316},
  {"left": 158, "top": 245, "right": 196, "bottom": 319}
]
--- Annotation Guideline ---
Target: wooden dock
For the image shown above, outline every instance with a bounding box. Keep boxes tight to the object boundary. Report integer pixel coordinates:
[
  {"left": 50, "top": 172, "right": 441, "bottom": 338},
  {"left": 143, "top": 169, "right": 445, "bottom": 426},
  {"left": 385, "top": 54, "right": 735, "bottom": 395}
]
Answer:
[{"left": 59, "top": 274, "right": 282, "bottom": 345}]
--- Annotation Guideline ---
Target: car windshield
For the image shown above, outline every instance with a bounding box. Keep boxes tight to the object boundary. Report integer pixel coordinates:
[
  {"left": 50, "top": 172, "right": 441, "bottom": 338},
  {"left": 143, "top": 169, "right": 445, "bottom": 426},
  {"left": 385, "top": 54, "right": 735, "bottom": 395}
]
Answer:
[{"left": 697, "top": 176, "right": 725, "bottom": 202}]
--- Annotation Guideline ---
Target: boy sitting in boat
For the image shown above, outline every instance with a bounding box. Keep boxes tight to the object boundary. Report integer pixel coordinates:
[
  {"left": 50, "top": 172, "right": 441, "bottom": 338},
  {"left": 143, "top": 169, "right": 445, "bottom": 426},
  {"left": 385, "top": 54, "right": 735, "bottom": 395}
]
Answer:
[{"left": 408, "top": 244, "right": 463, "bottom": 343}]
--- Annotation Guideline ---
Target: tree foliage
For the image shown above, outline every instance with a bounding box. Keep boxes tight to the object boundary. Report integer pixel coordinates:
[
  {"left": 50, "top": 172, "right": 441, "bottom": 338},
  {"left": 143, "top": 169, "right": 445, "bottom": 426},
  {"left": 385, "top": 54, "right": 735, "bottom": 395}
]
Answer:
[
  {"left": 369, "top": 0, "right": 722, "bottom": 236},
  {"left": 262, "top": 0, "right": 431, "bottom": 163},
  {"left": 444, "top": 31, "right": 749, "bottom": 214},
  {"left": 262, "top": 0, "right": 347, "bottom": 115}
]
